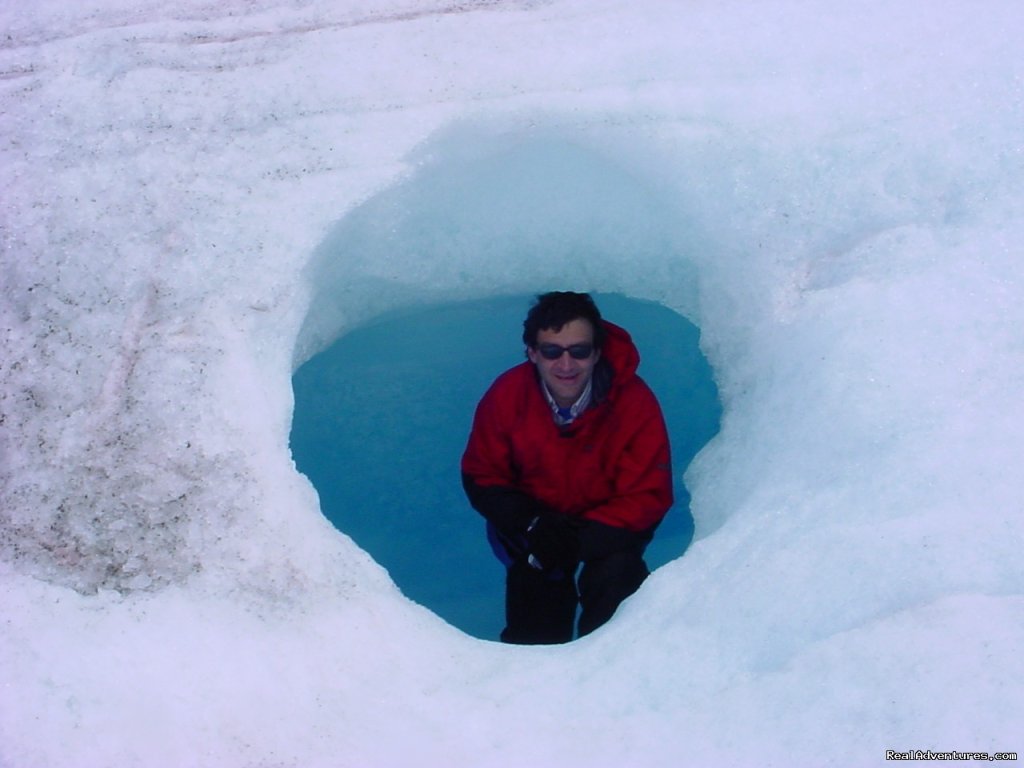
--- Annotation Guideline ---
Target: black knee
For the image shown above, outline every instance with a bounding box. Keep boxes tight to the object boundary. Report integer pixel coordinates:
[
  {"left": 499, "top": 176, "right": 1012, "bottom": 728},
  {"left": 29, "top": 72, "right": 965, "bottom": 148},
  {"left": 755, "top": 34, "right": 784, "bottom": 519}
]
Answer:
[{"left": 577, "top": 550, "right": 649, "bottom": 637}]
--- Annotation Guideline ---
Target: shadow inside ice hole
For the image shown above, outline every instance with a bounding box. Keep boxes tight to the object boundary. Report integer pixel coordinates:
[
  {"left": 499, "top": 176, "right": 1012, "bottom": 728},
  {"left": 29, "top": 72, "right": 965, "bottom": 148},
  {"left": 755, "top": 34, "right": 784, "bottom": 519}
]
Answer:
[{"left": 289, "top": 293, "right": 721, "bottom": 640}]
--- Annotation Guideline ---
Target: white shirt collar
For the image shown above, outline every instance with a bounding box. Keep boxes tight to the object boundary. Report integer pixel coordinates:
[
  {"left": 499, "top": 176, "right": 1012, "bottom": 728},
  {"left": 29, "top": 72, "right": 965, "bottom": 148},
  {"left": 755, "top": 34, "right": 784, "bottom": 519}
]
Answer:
[{"left": 541, "top": 378, "right": 593, "bottom": 425}]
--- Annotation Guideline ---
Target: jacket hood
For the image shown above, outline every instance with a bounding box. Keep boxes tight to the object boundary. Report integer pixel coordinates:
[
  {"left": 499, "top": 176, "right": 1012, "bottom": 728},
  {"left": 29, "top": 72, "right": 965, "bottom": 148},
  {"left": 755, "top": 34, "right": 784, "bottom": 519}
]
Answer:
[
  {"left": 593, "top": 320, "right": 639, "bottom": 403},
  {"left": 601, "top": 320, "right": 640, "bottom": 378}
]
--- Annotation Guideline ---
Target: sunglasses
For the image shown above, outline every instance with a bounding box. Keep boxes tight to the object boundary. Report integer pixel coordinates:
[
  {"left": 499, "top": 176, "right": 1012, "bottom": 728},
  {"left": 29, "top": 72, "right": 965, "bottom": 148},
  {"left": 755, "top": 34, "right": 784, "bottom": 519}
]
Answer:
[{"left": 536, "top": 342, "right": 595, "bottom": 360}]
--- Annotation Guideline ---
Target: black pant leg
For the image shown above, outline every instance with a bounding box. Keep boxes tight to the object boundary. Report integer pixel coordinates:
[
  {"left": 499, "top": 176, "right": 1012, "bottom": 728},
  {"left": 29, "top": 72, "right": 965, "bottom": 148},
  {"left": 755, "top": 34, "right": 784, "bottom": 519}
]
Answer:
[
  {"left": 577, "top": 549, "right": 649, "bottom": 637},
  {"left": 500, "top": 559, "right": 578, "bottom": 645}
]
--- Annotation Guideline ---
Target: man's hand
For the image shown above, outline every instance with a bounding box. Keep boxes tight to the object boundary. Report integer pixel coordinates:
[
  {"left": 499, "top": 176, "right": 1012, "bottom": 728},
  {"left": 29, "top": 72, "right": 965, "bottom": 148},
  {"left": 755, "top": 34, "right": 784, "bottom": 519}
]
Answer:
[{"left": 526, "top": 513, "right": 582, "bottom": 572}]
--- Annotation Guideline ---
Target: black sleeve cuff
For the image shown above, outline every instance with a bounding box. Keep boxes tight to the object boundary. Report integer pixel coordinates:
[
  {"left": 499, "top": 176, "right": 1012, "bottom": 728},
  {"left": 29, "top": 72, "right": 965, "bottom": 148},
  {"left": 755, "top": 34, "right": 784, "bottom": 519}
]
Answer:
[
  {"left": 577, "top": 518, "right": 656, "bottom": 561},
  {"left": 461, "top": 473, "right": 555, "bottom": 536}
]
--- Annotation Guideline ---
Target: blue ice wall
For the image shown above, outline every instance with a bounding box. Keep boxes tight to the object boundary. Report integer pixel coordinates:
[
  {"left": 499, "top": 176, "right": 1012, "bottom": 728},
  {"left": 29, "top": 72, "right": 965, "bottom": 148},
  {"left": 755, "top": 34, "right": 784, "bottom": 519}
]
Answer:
[{"left": 290, "top": 293, "right": 720, "bottom": 640}]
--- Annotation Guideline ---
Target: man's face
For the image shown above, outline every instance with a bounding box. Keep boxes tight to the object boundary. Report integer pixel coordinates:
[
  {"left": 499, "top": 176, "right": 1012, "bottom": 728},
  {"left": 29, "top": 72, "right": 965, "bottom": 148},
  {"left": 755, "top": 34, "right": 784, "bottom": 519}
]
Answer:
[{"left": 527, "top": 318, "right": 601, "bottom": 408}]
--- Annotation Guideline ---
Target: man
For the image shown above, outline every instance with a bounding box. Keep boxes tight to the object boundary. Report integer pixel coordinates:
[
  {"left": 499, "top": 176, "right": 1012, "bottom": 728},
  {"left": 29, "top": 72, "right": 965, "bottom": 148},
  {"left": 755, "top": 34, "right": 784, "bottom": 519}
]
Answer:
[{"left": 462, "top": 292, "right": 673, "bottom": 644}]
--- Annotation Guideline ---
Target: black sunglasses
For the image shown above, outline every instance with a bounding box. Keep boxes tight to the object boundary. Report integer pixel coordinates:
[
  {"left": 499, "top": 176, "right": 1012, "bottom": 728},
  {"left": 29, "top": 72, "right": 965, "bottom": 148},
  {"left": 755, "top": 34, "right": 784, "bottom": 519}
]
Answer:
[{"left": 536, "top": 342, "right": 595, "bottom": 360}]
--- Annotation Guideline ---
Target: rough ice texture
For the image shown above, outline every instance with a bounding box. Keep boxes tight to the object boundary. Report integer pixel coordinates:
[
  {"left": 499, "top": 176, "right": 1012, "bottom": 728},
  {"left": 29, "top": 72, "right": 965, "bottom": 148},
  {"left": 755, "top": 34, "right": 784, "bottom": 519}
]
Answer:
[{"left": 2, "top": 1, "right": 1022, "bottom": 766}]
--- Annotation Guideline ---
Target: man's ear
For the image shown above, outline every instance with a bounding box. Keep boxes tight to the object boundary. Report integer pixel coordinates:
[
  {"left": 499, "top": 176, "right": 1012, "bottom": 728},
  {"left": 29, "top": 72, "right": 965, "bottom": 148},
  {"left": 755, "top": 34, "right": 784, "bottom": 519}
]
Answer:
[{"left": 526, "top": 346, "right": 538, "bottom": 364}]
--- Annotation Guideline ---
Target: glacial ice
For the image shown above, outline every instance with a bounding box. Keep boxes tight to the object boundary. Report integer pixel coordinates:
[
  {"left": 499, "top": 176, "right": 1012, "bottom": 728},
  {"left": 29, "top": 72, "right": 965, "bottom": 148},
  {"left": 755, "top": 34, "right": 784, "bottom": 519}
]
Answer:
[{"left": 2, "top": 1, "right": 1023, "bottom": 766}]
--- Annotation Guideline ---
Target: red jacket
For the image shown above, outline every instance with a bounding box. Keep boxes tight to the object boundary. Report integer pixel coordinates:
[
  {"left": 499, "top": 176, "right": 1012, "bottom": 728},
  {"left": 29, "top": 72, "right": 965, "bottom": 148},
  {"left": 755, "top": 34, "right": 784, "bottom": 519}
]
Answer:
[{"left": 461, "top": 321, "right": 672, "bottom": 533}]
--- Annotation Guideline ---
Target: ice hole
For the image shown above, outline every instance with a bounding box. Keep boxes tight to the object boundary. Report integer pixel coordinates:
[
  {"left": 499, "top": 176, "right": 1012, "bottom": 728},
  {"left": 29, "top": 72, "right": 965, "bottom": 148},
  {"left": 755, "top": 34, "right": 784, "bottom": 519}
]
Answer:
[
  {"left": 289, "top": 126, "right": 724, "bottom": 638},
  {"left": 290, "top": 293, "right": 720, "bottom": 639}
]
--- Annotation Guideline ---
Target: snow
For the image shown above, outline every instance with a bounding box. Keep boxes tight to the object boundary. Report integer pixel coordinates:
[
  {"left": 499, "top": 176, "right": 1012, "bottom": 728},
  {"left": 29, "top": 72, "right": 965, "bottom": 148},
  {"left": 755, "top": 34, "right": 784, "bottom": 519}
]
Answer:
[{"left": 2, "top": 1, "right": 1023, "bottom": 766}]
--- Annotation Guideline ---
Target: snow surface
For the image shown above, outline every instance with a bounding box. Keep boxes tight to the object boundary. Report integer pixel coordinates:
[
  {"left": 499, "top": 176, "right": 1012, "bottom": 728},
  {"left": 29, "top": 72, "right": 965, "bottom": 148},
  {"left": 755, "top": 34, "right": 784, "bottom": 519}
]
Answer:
[{"left": 2, "top": 0, "right": 1023, "bottom": 766}]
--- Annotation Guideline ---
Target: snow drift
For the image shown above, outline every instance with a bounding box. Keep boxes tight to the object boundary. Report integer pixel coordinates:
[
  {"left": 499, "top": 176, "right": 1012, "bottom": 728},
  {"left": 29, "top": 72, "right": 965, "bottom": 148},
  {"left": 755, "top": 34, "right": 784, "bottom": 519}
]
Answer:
[{"left": 2, "top": 1, "right": 1023, "bottom": 765}]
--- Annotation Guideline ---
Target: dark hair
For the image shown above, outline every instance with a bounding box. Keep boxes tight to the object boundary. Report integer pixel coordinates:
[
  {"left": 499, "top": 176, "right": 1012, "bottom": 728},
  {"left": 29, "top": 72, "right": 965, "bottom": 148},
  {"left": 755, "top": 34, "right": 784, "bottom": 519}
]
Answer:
[{"left": 522, "top": 291, "right": 606, "bottom": 349}]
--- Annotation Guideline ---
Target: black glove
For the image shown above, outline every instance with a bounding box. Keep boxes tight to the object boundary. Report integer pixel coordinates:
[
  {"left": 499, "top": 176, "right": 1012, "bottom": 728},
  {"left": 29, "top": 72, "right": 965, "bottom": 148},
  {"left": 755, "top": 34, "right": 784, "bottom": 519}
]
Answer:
[{"left": 526, "top": 513, "right": 582, "bottom": 572}]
